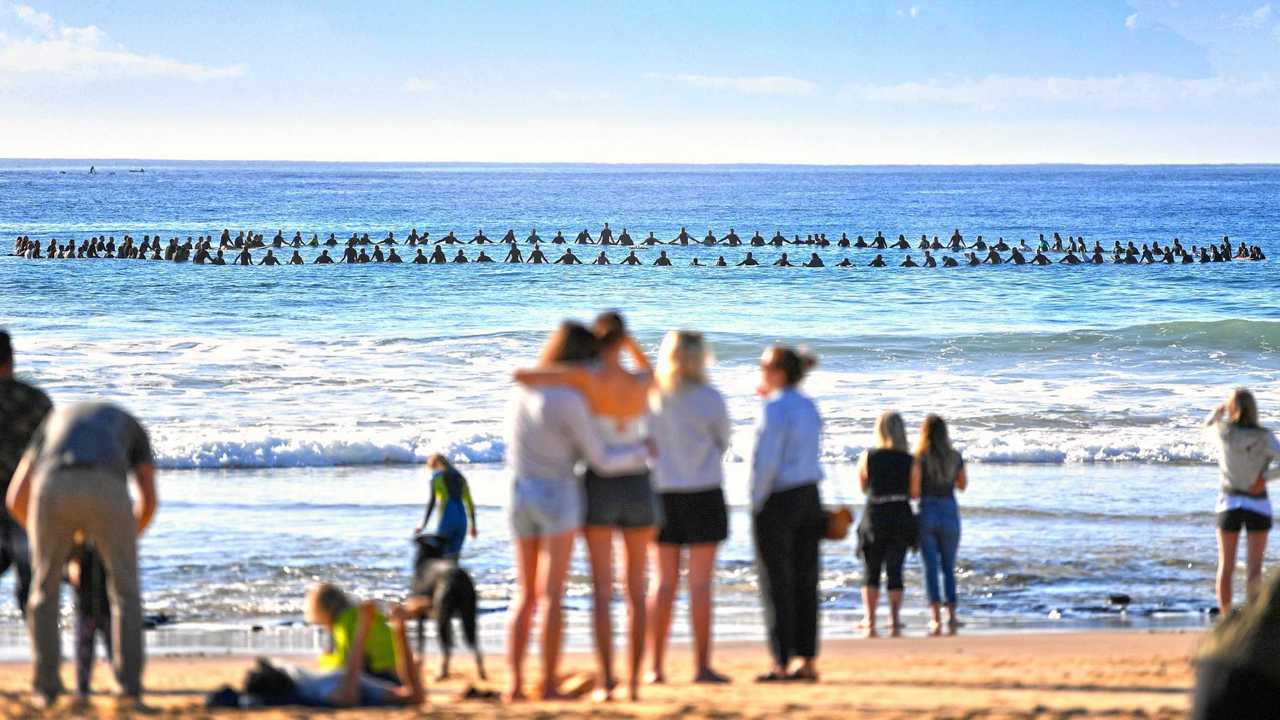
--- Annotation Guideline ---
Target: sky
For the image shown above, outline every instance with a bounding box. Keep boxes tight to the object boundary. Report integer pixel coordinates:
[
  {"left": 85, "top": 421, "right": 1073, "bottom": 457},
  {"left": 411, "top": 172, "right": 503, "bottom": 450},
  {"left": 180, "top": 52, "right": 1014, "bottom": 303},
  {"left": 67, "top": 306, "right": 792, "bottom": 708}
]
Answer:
[{"left": 0, "top": 0, "right": 1277, "bottom": 164}]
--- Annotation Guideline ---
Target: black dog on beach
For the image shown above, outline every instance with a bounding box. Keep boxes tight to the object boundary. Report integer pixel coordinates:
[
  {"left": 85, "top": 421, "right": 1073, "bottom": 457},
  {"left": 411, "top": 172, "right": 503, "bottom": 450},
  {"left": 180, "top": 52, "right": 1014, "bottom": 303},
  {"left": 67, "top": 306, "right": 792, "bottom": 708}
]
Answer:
[{"left": 409, "top": 533, "right": 485, "bottom": 680}]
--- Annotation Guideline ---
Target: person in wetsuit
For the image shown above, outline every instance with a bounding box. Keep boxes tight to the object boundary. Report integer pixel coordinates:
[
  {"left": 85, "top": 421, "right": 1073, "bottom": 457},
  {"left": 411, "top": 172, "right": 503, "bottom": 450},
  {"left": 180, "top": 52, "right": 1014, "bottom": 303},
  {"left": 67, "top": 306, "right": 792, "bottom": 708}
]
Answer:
[
  {"left": 869, "top": 254, "right": 887, "bottom": 267},
  {"left": 386, "top": 248, "right": 403, "bottom": 264},
  {"left": 715, "top": 256, "right": 728, "bottom": 266},
  {"left": 415, "top": 455, "right": 477, "bottom": 558},
  {"left": 804, "top": 253, "right": 824, "bottom": 267},
  {"left": 476, "top": 251, "right": 494, "bottom": 263},
  {"left": 413, "top": 249, "right": 429, "bottom": 264}
]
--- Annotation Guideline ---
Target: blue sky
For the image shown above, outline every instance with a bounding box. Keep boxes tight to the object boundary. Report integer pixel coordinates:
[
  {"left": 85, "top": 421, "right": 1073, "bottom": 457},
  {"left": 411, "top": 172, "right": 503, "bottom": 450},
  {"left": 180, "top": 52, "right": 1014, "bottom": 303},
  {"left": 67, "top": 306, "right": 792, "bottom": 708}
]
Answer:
[{"left": 1, "top": 1, "right": 1277, "bottom": 163}]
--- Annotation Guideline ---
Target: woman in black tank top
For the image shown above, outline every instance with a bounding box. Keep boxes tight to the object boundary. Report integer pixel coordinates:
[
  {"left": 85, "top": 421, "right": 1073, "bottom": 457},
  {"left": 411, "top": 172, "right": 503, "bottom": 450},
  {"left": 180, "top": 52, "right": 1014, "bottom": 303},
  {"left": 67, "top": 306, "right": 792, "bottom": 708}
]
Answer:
[{"left": 856, "top": 411, "right": 920, "bottom": 638}]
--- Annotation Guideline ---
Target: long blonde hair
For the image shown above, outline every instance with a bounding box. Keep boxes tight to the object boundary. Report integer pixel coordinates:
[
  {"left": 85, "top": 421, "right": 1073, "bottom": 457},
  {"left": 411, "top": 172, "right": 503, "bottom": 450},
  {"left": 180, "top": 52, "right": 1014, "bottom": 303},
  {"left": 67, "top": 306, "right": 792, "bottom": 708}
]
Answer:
[
  {"left": 1227, "top": 388, "right": 1261, "bottom": 429},
  {"left": 873, "top": 410, "right": 908, "bottom": 452},
  {"left": 655, "top": 330, "right": 708, "bottom": 394}
]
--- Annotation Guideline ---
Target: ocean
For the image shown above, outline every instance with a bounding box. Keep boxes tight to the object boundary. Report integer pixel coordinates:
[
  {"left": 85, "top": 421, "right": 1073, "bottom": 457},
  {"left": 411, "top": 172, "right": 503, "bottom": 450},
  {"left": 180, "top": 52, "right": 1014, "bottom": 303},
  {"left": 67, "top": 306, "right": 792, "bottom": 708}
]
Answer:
[{"left": 1, "top": 161, "right": 1278, "bottom": 652}]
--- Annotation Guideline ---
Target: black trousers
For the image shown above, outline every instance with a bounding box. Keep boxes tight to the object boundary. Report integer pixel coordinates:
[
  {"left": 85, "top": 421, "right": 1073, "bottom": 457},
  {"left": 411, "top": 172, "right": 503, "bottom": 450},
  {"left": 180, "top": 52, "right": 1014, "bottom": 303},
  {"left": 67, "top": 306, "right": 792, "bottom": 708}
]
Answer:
[{"left": 753, "top": 483, "right": 822, "bottom": 667}]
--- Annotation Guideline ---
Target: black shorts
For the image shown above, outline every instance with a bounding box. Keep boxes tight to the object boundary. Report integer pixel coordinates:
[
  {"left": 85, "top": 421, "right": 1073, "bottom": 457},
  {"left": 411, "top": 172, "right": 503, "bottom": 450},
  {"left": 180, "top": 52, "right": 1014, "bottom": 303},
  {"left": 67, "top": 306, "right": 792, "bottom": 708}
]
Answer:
[
  {"left": 583, "top": 469, "right": 657, "bottom": 528},
  {"left": 656, "top": 489, "right": 729, "bottom": 546},
  {"left": 1217, "top": 508, "right": 1273, "bottom": 533}
]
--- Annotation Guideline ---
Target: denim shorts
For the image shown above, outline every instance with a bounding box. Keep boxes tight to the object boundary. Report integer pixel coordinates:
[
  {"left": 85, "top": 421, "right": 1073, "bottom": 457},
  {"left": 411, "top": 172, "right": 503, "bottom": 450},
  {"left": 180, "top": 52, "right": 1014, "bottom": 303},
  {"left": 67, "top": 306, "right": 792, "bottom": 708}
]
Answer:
[{"left": 510, "top": 477, "right": 584, "bottom": 539}]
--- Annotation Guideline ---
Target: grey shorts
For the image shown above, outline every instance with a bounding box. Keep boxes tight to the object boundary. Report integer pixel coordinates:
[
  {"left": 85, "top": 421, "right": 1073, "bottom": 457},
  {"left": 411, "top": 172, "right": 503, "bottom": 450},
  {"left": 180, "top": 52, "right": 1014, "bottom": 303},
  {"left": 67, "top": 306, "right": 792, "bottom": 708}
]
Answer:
[
  {"left": 510, "top": 477, "right": 584, "bottom": 539},
  {"left": 583, "top": 469, "right": 658, "bottom": 528}
]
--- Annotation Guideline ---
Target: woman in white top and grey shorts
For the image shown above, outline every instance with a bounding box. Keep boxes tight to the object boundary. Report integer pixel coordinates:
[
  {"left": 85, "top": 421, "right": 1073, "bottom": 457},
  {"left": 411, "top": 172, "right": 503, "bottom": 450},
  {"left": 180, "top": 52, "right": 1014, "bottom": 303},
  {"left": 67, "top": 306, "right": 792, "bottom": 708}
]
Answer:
[
  {"left": 646, "top": 331, "right": 731, "bottom": 685},
  {"left": 1205, "top": 387, "right": 1280, "bottom": 615}
]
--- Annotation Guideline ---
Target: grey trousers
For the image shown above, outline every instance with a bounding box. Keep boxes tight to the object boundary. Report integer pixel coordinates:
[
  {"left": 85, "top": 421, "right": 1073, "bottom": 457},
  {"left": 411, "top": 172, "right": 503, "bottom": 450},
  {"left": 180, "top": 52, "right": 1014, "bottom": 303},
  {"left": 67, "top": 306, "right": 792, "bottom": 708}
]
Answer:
[{"left": 28, "top": 469, "right": 143, "bottom": 698}]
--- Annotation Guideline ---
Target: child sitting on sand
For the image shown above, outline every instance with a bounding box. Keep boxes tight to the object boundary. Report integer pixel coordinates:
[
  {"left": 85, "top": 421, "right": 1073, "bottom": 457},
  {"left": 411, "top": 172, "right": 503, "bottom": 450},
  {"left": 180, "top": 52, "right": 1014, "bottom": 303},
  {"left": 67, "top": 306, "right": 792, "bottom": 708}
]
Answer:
[
  {"left": 304, "top": 582, "right": 401, "bottom": 683},
  {"left": 66, "top": 532, "right": 112, "bottom": 702}
]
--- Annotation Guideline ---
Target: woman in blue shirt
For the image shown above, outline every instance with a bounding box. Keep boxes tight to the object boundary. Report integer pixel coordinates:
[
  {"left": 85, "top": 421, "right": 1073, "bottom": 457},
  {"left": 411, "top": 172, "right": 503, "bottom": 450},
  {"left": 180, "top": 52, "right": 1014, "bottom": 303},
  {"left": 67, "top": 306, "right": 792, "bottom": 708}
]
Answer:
[{"left": 750, "top": 345, "right": 823, "bottom": 683}]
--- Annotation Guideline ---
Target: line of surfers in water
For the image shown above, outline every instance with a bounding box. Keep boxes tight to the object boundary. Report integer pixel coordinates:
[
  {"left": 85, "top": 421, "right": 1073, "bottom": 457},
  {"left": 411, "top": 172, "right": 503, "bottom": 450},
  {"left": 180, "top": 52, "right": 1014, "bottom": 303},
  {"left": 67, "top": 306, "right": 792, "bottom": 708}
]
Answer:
[{"left": 12, "top": 225, "right": 1266, "bottom": 267}]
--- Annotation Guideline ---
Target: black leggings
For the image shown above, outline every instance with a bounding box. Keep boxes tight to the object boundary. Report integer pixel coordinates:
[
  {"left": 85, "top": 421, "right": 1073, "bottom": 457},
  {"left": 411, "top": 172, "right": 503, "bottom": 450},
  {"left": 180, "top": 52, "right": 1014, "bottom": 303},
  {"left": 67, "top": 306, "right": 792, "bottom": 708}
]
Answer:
[
  {"left": 753, "top": 484, "right": 822, "bottom": 667},
  {"left": 862, "top": 540, "right": 908, "bottom": 591}
]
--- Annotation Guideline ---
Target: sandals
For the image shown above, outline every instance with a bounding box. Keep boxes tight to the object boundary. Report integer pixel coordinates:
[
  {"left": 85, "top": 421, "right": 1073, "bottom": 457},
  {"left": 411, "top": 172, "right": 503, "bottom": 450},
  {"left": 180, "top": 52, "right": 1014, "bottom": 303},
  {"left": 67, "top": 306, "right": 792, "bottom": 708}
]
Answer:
[{"left": 754, "top": 671, "right": 790, "bottom": 683}]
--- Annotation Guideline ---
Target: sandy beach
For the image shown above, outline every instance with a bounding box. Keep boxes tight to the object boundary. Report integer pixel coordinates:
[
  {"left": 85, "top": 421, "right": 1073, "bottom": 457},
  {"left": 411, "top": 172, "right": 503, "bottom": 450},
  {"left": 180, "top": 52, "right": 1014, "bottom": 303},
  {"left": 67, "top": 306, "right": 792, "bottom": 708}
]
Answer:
[{"left": 0, "top": 630, "right": 1199, "bottom": 718}]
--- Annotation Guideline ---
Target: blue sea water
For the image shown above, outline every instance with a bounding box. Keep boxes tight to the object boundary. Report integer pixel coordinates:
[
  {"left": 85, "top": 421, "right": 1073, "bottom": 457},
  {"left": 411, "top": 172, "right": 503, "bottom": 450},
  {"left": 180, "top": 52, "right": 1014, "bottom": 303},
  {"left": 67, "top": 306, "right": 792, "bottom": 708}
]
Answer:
[{"left": 0, "top": 161, "right": 1278, "bottom": 646}]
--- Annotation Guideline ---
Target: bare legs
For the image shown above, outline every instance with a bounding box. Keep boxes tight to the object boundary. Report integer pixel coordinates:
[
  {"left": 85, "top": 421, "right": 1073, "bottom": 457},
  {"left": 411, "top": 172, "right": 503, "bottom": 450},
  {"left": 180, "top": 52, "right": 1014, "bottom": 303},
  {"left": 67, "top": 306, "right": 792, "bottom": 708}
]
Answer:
[
  {"left": 860, "top": 586, "right": 903, "bottom": 637},
  {"left": 648, "top": 543, "right": 725, "bottom": 684},
  {"left": 1216, "top": 529, "right": 1239, "bottom": 615},
  {"left": 505, "top": 530, "right": 575, "bottom": 701},
  {"left": 1246, "top": 531, "right": 1269, "bottom": 603},
  {"left": 585, "top": 525, "right": 652, "bottom": 701}
]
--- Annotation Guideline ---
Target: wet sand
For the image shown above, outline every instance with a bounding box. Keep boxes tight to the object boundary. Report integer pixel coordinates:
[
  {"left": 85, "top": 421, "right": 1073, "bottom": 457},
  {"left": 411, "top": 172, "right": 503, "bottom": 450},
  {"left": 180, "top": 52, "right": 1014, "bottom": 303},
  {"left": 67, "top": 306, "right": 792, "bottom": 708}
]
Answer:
[{"left": 0, "top": 630, "right": 1198, "bottom": 718}]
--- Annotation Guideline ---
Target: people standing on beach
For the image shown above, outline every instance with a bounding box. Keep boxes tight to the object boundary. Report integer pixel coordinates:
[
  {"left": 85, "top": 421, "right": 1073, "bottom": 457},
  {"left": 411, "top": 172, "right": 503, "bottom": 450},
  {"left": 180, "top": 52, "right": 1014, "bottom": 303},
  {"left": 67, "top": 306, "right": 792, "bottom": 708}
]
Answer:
[
  {"left": 0, "top": 332, "right": 51, "bottom": 618},
  {"left": 915, "top": 415, "right": 966, "bottom": 635},
  {"left": 856, "top": 411, "right": 920, "bottom": 638},
  {"left": 415, "top": 454, "right": 477, "bottom": 559},
  {"left": 6, "top": 402, "right": 158, "bottom": 708},
  {"left": 750, "top": 346, "right": 823, "bottom": 683},
  {"left": 646, "top": 331, "right": 731, "bottom": 686},
  {"left": 1205, "top": 389, "right": 1280, "bottom": 615},
  {"left": 513, "top": 312, "right": 656, "bottom": 702},
  {"left": 503, "top": 322, "right": 650, "bottom": 702}
]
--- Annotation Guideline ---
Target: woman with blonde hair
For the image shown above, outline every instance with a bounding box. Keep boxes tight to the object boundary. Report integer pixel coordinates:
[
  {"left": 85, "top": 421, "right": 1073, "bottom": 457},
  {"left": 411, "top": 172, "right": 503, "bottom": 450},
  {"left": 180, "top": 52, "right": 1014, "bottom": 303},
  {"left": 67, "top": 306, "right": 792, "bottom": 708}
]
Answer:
[
  {"left": 750, "top": 345, "right": 823, "bottom": 683},
  {"left": 915, "top": 415, "right": 967, "bottom": 635},
  {"left": 1205, "top": 388, "right": 1280, "bottom": 615},
  {"left": 646, "top": 331, "right": 731, "bottom": 685},
  {"left": 856, "top": 410, "right": 920, "bottom": 637},
  {"left": 415, "top": 454, "right": 477, "bottom": 559}
]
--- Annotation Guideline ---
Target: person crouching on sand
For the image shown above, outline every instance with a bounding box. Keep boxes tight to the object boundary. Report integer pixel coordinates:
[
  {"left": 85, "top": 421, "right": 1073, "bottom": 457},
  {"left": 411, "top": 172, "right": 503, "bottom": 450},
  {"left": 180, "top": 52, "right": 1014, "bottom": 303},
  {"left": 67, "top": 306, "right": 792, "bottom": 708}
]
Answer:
[
  {"left": 750, "top": 345, "right": 823, "bottom": 683},
  {"left": 504, "top": 322, "right": 651, "bottom": 702},
  {"left": 646, "top": 331, "right": 732, "bottom": 685},
  {"left": 304, "top": 582, "right": 402, "bottom": 684},
  {"left": 1205, "top": 388, "right": 1280, "bottom": 615}
]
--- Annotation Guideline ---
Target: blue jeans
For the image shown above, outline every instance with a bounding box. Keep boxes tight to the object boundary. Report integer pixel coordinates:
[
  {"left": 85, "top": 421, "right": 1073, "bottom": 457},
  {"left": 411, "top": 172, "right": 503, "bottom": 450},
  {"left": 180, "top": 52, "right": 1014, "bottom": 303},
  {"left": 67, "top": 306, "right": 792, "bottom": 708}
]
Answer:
[{"left": 918, "top": 496, "right": 961, "bottom": 606}]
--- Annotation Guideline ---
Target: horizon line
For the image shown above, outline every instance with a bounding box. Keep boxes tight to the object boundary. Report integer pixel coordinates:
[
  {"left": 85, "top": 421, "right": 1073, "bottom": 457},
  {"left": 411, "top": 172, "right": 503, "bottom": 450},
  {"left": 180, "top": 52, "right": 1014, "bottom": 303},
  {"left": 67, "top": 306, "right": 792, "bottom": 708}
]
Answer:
[{"left": 2, "top": 157, "right": 1280, "bottom": 169}]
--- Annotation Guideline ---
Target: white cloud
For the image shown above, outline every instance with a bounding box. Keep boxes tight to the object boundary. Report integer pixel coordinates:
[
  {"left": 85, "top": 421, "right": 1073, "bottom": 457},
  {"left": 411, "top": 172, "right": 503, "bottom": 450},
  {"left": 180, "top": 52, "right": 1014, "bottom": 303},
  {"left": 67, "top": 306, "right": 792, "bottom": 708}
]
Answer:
[
  {"left": 403, "top": 76, "right": 436, "bottom": 93},
  {"left": 650, "top": 73, "right": 816, "bottom": 96},
  {"left": 1125, "top": 12, "right": 1139, "bottom": 30},
  {"left": 1234, "top": 3, "right": 1271, "bottom": 27},
  {"left": 0, "top": 2, "right": 243, "bottom": 81},
  {"left": 842, "top": 73, "right": 1276, "bottom": 111},
  {"left": 896, "top": 6, "right": 921, "bottom": 18}
]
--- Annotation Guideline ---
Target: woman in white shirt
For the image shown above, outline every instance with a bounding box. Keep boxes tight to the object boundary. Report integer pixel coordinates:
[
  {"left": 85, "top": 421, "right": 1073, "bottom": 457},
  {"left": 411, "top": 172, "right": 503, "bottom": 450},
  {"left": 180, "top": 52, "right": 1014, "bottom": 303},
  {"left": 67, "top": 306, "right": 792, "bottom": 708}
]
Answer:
[
  {"left": 1205, "top": 388, "right": 1280, "bottom": 615},
  {"left": 750, "top": 345, "right": 823, "bottom": 683},
  {"left": 646, "top": 331, "right": 731, "bottom": 685}
]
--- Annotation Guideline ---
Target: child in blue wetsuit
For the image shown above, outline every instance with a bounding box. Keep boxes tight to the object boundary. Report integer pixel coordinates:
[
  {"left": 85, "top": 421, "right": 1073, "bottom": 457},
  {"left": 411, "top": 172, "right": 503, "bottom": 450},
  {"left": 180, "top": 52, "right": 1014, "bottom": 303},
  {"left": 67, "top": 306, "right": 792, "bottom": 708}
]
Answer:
[{"left": 416, "top": 454, "right": 477, "bottom": 558}]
